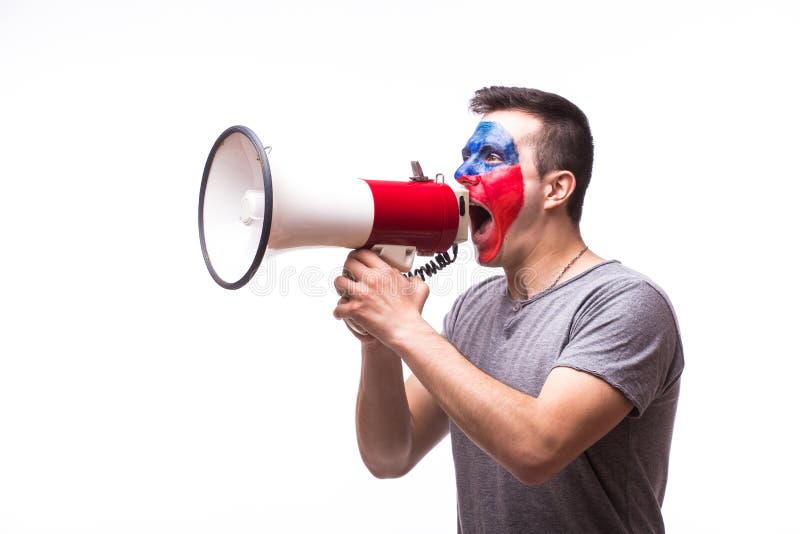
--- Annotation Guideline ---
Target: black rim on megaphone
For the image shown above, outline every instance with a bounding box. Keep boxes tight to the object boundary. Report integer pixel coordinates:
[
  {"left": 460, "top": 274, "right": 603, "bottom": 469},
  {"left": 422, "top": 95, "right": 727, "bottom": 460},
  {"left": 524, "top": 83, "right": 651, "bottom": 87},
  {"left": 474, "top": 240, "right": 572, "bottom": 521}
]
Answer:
[{"left": 198, "top": 125, "right": 274, "bottom": 290}]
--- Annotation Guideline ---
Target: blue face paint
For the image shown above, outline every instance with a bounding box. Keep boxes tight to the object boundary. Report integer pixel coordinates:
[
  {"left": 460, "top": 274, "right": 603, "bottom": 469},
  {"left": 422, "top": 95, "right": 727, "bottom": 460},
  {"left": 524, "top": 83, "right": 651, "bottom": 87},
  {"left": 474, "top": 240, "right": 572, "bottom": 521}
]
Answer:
[
  {"left": 454, "top": 120, "right": 526, "bottom": 265},
  {"left": 454, "top": 121, "right": 520, "bottom": 179}
]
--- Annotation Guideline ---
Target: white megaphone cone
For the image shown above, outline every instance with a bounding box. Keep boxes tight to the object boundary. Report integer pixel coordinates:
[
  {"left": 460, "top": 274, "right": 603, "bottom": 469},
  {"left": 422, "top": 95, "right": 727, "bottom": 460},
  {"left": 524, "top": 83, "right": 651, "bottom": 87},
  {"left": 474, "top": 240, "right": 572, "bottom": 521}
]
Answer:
[{"left": 198, "top": 125, "right": 469, "bottom": 329}]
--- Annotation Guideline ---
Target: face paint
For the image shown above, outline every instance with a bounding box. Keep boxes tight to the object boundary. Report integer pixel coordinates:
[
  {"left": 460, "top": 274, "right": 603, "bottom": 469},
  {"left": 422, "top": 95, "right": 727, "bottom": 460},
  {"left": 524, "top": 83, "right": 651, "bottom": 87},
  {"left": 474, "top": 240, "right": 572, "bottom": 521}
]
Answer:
[{"left": 455, "top": 122, "right": 525, "bottom": 264}]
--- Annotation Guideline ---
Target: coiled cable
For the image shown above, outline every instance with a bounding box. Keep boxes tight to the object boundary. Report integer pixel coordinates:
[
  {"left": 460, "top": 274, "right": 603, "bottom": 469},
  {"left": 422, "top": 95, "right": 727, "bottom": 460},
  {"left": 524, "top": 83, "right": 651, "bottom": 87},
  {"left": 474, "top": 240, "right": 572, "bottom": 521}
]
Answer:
[{"left": 406, "top": 244, "right": 459, "bottom": 282}]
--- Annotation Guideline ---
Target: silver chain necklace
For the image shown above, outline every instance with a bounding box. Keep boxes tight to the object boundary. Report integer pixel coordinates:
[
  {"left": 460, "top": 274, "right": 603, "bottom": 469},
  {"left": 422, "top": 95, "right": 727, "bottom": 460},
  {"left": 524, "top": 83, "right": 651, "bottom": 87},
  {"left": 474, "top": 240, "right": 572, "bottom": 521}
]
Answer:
[{"left": 546, "top": 246, "right": 589, "bottom": 291}]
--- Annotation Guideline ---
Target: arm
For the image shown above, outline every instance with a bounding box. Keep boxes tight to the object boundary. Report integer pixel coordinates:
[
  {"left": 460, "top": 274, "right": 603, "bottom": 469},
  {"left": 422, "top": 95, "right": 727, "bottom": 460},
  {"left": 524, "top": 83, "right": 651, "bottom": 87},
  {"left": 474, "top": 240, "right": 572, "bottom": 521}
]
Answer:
[
  {"left": 388, "top": 322, "right": 632, "bottom": 484},
  {"left": 355, "top": 338, "right": 449, "bottom": 478},
  {"left": 335, "top": 250, "right": 632, "bottom": 484},
  {"left": 335, "top": 253, "right": 449, "bottom": 478}
]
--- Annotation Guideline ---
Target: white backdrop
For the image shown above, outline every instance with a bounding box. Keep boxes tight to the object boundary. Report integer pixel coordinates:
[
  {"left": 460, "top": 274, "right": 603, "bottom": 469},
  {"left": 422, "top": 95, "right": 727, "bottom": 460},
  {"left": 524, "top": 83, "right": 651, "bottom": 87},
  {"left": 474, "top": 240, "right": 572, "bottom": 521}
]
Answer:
[{"left": 1, "top": 1, "right": 799, "bottom": 532}]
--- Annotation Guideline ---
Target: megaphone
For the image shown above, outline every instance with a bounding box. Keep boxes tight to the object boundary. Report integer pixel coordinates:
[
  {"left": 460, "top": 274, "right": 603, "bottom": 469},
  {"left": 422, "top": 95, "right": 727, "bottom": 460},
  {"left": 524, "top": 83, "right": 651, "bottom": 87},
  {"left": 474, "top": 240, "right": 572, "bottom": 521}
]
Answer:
[{"left": 198, "top": 125, "right": 470, "bottom": 291}]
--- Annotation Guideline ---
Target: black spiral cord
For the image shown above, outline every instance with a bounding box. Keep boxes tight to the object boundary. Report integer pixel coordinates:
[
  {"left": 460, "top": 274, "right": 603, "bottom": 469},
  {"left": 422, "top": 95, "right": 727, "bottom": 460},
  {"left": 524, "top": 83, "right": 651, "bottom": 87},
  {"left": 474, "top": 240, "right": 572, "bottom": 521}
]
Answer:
[{"left": 406, "top": 244, "right": 459, "bottom": 282}]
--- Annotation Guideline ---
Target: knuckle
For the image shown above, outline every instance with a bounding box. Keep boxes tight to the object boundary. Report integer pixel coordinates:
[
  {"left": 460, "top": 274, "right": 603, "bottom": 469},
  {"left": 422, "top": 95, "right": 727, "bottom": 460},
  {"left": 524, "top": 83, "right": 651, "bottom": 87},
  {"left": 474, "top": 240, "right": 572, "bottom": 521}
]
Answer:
[{"left": 360, "top": 270, "right": 379, "bottom": 286}]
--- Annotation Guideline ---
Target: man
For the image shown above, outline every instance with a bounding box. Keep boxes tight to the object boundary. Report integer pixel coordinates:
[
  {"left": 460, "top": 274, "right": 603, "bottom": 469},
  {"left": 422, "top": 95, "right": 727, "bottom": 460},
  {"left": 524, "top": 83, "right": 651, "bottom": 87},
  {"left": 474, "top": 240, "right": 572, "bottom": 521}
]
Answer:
[{"left": 333, "top": 87, "right": 683, "bottom": 533}]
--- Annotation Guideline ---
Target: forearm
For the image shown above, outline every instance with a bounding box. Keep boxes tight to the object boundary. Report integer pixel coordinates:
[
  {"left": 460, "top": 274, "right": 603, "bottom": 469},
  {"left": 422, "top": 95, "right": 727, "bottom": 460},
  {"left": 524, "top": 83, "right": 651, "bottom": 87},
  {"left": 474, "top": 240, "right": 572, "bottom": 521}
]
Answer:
[
  {"left": 387, "top": 321, "right": 554, "bottom": 483},
  {"left": 355, "top": 342, "right": 414, "bottom": 478}
]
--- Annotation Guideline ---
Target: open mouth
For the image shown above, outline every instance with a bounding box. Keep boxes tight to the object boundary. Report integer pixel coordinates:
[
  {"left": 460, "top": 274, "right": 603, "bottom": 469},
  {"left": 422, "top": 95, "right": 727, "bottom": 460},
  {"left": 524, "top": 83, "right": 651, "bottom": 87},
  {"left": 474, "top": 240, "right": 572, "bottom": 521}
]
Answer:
[{"left": 469, "top": 200, "right": 493, "bottom": 238}]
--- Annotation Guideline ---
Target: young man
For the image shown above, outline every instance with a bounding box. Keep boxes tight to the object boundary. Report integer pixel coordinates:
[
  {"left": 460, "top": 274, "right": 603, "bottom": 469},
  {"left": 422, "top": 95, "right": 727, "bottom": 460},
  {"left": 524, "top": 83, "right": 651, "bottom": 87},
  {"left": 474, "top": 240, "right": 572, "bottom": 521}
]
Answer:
[{"left": 333, "top": 87, "right": 683, "bottom": 533}]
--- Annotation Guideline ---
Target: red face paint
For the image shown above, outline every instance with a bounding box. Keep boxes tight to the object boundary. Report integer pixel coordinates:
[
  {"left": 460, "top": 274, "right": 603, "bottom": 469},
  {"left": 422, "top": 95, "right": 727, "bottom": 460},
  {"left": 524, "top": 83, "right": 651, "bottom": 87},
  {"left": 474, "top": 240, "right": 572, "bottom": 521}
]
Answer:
[{"left": 458, "top": 164, "right": 524, "bottom": 264}]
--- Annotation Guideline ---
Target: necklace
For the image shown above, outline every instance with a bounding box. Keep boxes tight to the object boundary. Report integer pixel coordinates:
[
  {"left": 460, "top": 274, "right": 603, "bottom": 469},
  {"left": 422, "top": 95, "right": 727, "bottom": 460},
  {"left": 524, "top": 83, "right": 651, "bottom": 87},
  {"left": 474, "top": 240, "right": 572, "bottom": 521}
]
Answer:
[{"left": 546, "top": 246, "right": 589, "bottom": 291}]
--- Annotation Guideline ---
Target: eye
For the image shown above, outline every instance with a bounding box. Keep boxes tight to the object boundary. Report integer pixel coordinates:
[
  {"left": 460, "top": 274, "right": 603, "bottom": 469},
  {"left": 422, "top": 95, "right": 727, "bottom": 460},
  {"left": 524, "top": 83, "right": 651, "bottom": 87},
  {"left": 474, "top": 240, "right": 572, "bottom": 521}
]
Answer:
[
  {"left": 462, "top": 151, "right": 470, "bottom": 162},
  {"left": 485, "top": 152, "right": 503, "bottom": 163}
]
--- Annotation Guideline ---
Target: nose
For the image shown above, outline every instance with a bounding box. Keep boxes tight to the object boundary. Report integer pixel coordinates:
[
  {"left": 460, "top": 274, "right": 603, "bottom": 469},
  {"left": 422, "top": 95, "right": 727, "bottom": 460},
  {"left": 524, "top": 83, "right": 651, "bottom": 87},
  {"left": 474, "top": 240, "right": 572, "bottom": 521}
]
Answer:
[
  {"left": 456, "top": 174, "right": 481, "bottom": 186},
  {"left": 455, "top": 154, "right": 483, "bottom": 183}
]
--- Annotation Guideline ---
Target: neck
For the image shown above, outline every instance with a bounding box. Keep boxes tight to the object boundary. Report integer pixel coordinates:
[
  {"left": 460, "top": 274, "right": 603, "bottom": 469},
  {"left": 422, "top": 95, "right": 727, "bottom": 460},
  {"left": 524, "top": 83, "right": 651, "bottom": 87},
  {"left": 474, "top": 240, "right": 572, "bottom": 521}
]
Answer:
[{"left": 503, "top": 219, "right": 591, "bottom": 300}]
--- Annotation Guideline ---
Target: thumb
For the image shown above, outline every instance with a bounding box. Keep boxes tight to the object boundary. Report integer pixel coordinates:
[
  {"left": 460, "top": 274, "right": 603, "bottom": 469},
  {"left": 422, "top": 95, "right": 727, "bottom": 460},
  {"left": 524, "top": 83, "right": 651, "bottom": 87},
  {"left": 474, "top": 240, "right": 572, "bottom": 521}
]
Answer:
[{"left": 410, "top": 275, "right": 430, "bottom": 301}]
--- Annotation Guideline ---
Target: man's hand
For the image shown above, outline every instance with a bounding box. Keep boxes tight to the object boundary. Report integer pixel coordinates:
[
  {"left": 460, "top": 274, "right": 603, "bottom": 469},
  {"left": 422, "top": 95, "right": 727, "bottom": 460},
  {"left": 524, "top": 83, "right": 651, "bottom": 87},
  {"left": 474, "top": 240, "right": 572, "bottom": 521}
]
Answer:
[
  {"left": 333, "top": 249, "right": 430, "bottom": 345},
  {"left": 336, "top": 296, "right": 382, "bottom": 345}
]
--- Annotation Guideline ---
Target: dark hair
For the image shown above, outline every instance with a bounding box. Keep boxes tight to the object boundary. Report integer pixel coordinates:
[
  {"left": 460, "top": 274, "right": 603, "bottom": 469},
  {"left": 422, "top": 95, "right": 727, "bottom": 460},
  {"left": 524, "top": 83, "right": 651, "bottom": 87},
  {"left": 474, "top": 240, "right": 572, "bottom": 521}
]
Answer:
[{"left": 470, "top": 86, "right": 594, "bottom": 223}]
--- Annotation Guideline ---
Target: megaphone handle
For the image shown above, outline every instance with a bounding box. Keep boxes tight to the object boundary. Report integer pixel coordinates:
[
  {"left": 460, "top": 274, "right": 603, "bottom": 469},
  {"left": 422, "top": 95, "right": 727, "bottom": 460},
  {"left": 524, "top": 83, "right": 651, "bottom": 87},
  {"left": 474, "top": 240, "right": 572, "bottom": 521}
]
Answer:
[
  {"left": 371, "top": 244, "right": 417, "bottom": 272},
  {"left": 345, "top": 318, "right": 369, "bottom": 336},
  {"left": 343, "top": 245, "right": 415, "bottom": 337}
]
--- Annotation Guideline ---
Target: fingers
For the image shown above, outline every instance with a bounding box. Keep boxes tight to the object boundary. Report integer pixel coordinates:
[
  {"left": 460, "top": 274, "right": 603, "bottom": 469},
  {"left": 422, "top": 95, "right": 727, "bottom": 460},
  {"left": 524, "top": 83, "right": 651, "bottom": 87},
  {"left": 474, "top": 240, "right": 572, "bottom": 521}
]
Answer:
[
  {"left": 342, "top": 248, "right": 400, "bottom": 289},
  {"left": 348, "top": 248, "right": 389, "bottom": 270},
  {"left": 333, "top": 297, "right": 355, "bottom": 320},
  {"left": 333, "top": 295, "right": 346, "bottom": 316},
  {"left": 342, "top": 255, "right": 371, "bottom": 282},
  {"left": 342, "top": 249, "right": 387, "bottom": 282},
  {"left": 333, "top": 275, "right": 363, "bottom": 298},
  {"left": 333, "top": 295, "right": 366, "bottom": 324}
]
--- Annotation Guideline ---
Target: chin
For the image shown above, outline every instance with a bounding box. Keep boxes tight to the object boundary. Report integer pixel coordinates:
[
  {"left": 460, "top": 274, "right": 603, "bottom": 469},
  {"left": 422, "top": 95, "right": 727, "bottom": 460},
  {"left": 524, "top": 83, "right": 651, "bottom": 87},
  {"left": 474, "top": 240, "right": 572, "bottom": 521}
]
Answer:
[
  {"left": 474, "top": 243, "right": 504, "bottom": 268},
  {"left": 478, "top": 255, "right": 502, "bottom": 268}
]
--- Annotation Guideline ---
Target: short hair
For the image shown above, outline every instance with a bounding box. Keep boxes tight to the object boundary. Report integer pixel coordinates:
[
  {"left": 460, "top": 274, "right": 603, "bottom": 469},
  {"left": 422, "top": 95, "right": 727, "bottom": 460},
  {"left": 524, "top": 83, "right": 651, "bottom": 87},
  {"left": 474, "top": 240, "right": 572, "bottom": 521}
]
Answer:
[{"left": 469, "top": 86, "right": 594, "bottom": 223}]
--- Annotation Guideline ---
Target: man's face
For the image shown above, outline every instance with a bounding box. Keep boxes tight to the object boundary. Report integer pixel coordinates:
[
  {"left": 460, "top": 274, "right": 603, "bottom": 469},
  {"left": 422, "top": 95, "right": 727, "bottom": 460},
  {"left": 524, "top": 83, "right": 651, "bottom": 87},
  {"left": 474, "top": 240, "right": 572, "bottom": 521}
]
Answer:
[{"left": 455, "top": 112, "right": 543, "bottom": 266}]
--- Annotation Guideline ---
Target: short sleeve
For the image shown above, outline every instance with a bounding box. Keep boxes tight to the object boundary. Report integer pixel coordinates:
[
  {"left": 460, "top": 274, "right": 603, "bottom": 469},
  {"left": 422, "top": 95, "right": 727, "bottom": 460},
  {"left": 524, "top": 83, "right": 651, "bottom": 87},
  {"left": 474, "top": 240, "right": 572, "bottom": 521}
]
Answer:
[{"left": 553, "top": 280, "right": 681, "bottom": 417}]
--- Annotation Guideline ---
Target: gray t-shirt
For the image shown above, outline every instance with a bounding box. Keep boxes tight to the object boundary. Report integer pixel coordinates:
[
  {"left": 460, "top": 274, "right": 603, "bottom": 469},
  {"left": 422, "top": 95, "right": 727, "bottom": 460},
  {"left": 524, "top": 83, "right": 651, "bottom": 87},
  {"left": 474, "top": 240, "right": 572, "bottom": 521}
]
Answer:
[{"left": 442, "top": 261, "right": 683, "bottom": 534}]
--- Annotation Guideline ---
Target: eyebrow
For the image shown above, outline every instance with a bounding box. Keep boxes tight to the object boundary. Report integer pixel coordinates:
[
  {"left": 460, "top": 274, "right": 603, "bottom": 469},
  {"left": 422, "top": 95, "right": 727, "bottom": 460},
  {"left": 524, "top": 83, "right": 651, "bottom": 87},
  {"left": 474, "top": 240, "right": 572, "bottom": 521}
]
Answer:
[
  {"left": 474, "top": 140, "right": 509, "bottom": 156},
  {"left": 464, "top": 139, "right": 506, "bottom": 157}
]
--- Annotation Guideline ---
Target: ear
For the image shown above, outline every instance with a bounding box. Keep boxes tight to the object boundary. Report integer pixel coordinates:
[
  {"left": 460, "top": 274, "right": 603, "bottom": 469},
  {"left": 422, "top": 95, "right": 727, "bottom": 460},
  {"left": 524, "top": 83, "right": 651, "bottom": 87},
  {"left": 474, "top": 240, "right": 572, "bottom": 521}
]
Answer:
[{"left": 543, "top": 170, "right": 576, "bottom": 212}]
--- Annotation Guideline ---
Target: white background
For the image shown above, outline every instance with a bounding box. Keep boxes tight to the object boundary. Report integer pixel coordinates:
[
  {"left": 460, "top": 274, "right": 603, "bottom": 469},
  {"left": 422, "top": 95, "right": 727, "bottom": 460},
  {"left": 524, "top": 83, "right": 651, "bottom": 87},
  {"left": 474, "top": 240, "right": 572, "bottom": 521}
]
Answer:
[{"left": 1, "top": 1, "right": 799, "bottom": 532}]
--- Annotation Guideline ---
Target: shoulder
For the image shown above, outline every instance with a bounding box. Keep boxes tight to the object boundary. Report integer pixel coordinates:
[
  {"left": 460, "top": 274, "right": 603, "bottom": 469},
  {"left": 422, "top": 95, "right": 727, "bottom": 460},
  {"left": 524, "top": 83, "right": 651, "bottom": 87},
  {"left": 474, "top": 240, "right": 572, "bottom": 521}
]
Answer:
[
  {"left": 556, "top": 262, "right": 684, "bottom": 415},
  {"left": 573, "top": 262, "right": 678, "bottom": 327}
]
